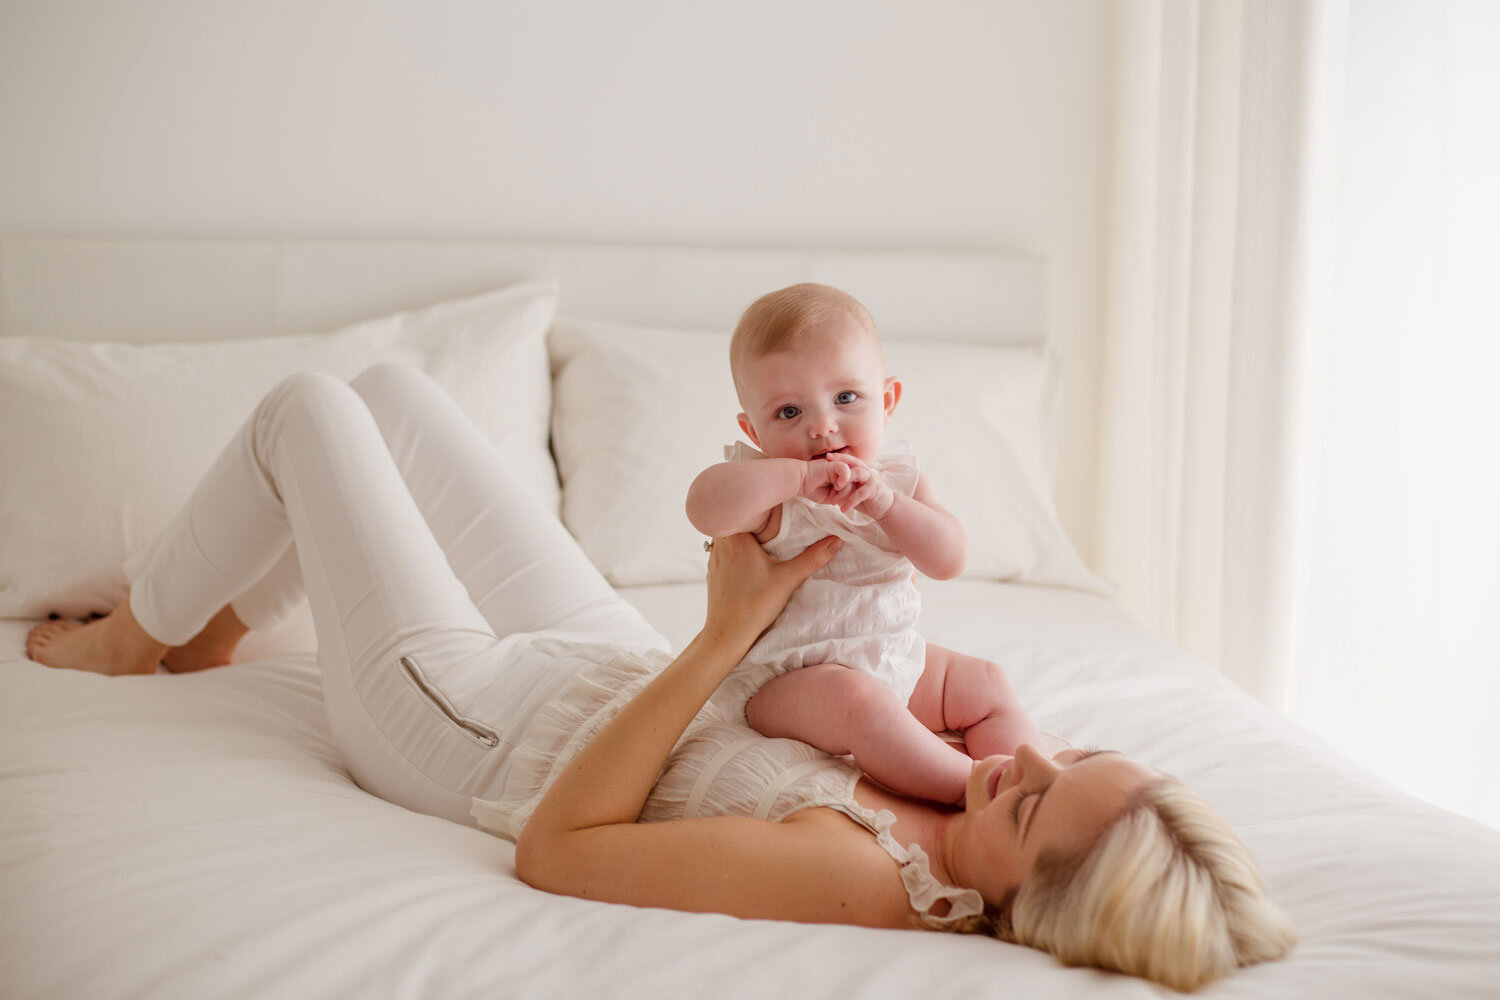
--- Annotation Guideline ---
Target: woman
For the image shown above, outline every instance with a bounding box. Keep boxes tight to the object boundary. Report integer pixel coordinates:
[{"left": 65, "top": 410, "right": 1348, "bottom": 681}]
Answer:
[{"left": 27, "top": 363, "right": 1295, "bottom": 991}]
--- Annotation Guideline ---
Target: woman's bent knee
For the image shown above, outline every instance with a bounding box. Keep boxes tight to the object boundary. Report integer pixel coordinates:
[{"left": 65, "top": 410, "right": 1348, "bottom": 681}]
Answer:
[{"left": 350, "top": 361, "right": 429, "bottom": 404}]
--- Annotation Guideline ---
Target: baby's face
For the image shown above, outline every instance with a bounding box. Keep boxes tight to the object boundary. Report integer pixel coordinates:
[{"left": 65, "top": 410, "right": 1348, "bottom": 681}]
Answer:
[{"left": 735, "top": 319, "right": 899, "bottom": 464}]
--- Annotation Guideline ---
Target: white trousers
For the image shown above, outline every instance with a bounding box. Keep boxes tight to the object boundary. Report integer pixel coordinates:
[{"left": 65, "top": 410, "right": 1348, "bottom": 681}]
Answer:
[{"left": 123, "top": 363, "right": 668, "bottom": 826}]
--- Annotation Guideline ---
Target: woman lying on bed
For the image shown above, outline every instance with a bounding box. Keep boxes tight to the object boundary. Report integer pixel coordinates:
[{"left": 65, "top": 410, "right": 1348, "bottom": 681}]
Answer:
[{"left": 25, "top": 363, "right": 1295, "bottom": 992}]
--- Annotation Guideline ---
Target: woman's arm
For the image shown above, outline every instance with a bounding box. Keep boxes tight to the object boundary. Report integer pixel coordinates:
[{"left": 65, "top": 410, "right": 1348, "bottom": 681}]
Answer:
[{"left": 515, "top": 533, "right": 921, "bottom": 924}]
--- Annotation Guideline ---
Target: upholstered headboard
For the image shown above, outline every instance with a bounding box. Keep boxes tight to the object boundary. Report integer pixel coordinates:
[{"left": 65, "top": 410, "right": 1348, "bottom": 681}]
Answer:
[{"left": 0, "top": 238, "right": 1045, "bottom": 347}]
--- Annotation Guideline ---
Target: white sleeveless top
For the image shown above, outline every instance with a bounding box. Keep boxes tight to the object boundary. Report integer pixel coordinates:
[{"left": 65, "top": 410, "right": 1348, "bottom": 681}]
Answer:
[
  {"left": 709, "top": 440, "right": 927, "bottom": 721},
  {"left": 468, "top": 639, "right": 983, "bottom": 929}
]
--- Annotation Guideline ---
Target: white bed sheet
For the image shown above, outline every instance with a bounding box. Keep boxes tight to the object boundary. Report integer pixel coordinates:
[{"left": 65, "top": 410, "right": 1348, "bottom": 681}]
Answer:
[{"left": 3, "top": 582, "right": 1498, "bottom": 999}]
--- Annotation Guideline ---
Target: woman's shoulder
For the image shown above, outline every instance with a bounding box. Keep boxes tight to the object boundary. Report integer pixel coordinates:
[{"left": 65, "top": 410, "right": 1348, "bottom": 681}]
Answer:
[{"left": 774, "top": 807, "right": 929, "bottom": 929}]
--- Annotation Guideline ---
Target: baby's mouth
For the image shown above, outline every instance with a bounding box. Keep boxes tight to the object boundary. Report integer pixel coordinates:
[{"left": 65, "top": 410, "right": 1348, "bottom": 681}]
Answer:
[{"left": 813, "top": 446, "right": 848, "bottom": 461}]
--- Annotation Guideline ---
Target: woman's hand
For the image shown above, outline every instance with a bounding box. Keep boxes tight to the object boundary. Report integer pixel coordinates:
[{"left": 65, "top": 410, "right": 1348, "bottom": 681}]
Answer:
[{"left": 703, "top": 533, "right": 842, "bottom": 647}]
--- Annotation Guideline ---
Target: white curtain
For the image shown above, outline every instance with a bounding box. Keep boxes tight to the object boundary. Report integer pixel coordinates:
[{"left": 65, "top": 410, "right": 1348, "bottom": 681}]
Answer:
[
  {"left": 1096, "top": 0, "right": 1342, "bottom": 706},
  {"left": 1097, "top": 0, "right": 1499, "bottom": 829},
  {"left": 1288, "top": 0, "right": 1500, "bottom": 829}
]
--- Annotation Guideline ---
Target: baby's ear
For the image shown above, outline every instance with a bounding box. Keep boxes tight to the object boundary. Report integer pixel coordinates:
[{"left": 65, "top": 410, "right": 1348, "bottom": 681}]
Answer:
[
  {"left": 737, "top": 413, "right": 761, "bottom": 448},
  {"left": 883, "top": 377, "right": 903, "bottom": 419}
]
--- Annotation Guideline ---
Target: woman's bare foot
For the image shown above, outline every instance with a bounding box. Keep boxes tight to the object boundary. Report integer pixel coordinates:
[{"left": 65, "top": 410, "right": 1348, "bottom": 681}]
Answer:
[
  {"left": 25, "top": 599, "right": 170, "bottom": 676},
  {"left": 162, "top": 604, "right": 249, "bottom": 673}
]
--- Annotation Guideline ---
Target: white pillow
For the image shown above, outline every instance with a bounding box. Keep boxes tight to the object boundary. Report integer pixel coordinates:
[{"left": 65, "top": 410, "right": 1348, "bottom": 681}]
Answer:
[
  {"left": 0, "top": 280, "right": 559, "bottom": 619},
  {"left": 548, "top": 316, "right": 1106, "bottom": 593}
]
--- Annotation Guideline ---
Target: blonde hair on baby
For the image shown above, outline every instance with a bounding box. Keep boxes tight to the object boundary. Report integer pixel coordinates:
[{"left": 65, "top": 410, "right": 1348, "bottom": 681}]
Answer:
[
  {"left": 730, "top": 283, "right": 879, "bottom": 400},
  {"left": 952, "top": 777, "right": 1297, "bottom": 992}
]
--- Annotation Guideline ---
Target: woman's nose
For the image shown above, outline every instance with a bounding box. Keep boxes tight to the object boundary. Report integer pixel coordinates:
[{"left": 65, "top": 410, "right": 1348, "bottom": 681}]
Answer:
[{"left": 1014, "top": 742, "right": 1063, "bottom": 781}]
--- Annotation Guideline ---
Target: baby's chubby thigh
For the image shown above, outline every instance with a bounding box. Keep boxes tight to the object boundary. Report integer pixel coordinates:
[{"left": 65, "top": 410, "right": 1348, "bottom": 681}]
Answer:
[{"left": 744, "top": 662, "right": 912, "bottom": 755}]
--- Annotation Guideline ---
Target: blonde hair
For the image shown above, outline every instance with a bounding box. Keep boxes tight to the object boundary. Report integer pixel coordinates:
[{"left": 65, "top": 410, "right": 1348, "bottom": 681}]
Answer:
[
  {"left": 953, "top": 778, "right": 1296, "bottom": 992},
  {"left": 729, "top": 283, "right": 879, "bottom": 402}
]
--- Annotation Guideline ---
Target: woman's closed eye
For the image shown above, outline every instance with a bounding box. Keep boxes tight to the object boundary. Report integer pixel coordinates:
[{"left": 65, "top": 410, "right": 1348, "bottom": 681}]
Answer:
[{"left": 1012, "top": 747, "right": 1109, "bottom": 830}]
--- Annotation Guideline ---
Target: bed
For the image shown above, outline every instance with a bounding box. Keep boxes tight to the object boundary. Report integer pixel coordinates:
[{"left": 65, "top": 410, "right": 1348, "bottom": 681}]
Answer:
[{"left": 2, "top": 238, "right": 1498, "bottom": 998}]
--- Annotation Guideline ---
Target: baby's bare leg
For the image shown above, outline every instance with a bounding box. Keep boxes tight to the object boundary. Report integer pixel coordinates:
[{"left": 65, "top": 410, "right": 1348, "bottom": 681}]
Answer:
[
  {"left": 908, "top": 643, "right": 1043, "bottom": 760},
  {"left": 745, "top": 663, "right": 973, "bottom": 804}
]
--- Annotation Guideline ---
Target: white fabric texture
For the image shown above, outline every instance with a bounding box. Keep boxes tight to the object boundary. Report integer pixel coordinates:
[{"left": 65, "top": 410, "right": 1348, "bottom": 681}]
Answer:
[
  {"left": 6, "top": 581, "right": 1500, "bottom": 997},
  {"left": 1286, "top": 0, "right": 1500, "bottom": 831},
  {"left": 1095, "top": 2, "right": 1342, "bottom": 706},
  {"left": 0, "top": 280, "right": 560, "bottom": 620},
  {"left": 708, "top": 440, "right": 926, "bottom": 720},
  {"left": 549, "top": 315, "right": 1104, "bottom": 591}
]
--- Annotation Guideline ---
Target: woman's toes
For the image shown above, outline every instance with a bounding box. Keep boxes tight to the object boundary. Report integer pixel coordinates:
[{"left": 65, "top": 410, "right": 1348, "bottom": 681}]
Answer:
[
  {"left": 26, "top": 621, "right": 53, "bottom": 657},
  {"left": 26, "top": 619, "right": 77, "bottom": 659}
]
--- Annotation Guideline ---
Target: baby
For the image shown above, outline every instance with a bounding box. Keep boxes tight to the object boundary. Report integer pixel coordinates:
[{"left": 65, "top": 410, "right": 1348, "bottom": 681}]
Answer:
[{"left": 686, "top": 282, "right": 1045, "bottom": 805}]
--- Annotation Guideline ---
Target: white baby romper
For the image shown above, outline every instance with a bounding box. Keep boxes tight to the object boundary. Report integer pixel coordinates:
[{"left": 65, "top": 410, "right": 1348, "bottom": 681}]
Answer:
[{"left": 709, "top": 439, "right": 926, "bottom": 722}]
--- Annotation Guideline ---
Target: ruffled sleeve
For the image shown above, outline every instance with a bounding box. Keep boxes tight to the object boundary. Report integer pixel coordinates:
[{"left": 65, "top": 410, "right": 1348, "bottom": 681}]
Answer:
[
  {"left": 821, "top": 800, "right": 985, "bottom": 929},
  {"left": 723, "top": 440, "right": 763, "bottom": 462},
  {"left": 873, "top": 439, "right": 920, "bottom": 498}
]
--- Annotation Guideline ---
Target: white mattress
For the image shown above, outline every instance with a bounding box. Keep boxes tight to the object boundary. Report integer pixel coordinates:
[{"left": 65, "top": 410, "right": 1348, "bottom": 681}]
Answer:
[{"left": 3, "top": 581, "right": 1499, "bottom": 998}]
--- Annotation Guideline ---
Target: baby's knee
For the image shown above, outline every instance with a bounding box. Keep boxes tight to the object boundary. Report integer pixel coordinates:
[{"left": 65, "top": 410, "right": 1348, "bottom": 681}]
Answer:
[
  {"left": 975, "top": 658, "right": 1014, "bottom": 695},
  {"left": 954, "top": 656, "right": 1022, "bottom": 717}
]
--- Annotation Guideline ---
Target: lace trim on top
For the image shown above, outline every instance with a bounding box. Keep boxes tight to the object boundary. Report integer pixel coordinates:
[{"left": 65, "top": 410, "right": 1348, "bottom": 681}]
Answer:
[{"left": 812, "top": 796, "right": 986, "bottom": 929}]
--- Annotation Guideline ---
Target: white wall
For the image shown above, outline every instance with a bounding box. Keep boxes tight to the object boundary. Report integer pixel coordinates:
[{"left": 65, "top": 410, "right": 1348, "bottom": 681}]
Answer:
[{"left": 0, "top": 0, "right": 1113, "bottom": 562}]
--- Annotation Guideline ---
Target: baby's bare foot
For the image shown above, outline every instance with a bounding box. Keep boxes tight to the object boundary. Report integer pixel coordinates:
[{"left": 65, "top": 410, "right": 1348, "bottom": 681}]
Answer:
[{"left": 26, "top": 606, "right": 168, "bottom": 676}]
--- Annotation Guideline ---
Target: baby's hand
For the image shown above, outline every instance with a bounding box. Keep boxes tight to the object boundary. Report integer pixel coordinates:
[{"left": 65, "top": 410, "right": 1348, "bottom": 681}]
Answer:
[
  {"left": 826, "top": 453, "right": 895, "bottom": 518},
  {"left": 801, "top": 458, "right": 870, "bottom": 506}
]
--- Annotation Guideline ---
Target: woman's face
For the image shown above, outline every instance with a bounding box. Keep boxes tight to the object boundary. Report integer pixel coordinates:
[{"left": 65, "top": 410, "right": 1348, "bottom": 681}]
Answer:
[{"left": 955, "top": 743, "right": 1158, "bottom": 905}]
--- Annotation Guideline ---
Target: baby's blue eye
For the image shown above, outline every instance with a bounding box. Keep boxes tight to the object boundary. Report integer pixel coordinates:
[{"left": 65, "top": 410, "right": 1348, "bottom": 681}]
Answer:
[
  {"left": 835, "top": 391, "right": 858, "bottom": 405},
  {"left": 777, "top": 405, "right": 800, "bottom": 420}
]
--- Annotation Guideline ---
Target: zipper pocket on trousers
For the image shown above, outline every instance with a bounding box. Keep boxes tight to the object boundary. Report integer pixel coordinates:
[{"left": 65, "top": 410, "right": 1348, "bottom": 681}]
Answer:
[{"left": 398, "top": 655, "right": 500, "bottom": 748}]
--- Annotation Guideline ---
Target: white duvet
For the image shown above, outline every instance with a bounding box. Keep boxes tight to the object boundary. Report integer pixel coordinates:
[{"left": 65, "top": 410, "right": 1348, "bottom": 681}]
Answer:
[{"left": 3, "top": 581, "right": 1498, "bottom": 998}]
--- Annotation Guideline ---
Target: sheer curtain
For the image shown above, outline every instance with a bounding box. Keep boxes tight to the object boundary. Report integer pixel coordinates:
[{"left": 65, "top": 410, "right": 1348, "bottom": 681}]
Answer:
[
  {"left": 1096, "top": 0, "right": 1342, "bottom": 707},
  {"left": 1287, "top": 0, "right": 1500, "bottom": 829},
  {"left": 1097, "top": 0, "right": 1498, "bottom": 830}
]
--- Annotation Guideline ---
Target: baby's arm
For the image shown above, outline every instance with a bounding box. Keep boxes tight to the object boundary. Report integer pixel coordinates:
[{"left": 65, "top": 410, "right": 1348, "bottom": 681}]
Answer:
[
  {"left": 878, "top": 474, "right": 967, "bottom": 579},
  {"left": 686, "top": 458, "right": 859, "bottom": 537},
  {"left": 839, "top": 466, "right": 966, "bottom": 580}
]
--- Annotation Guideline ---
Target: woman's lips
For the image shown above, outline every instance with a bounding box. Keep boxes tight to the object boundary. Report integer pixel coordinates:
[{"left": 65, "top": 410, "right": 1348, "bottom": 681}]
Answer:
[{"left": 987, "top": 757, "right": 1013, "bottom": 799}]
